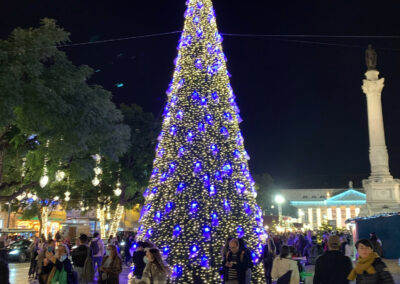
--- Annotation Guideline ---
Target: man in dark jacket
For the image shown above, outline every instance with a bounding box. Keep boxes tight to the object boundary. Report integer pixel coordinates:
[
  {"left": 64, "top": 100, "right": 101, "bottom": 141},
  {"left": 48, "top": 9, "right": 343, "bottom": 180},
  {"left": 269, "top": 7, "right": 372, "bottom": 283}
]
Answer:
[
  {"left": 222, "top": 238, "right": 249, "bottom": 284},
  {"left": 132, "top": 241, "right": 150, "bottom": 279},
  {"left": 71, "top": 234, "right": 91, "bottom": 284},
  {"left": 313, "top": 235, "right": 353, "bottom": 284}
]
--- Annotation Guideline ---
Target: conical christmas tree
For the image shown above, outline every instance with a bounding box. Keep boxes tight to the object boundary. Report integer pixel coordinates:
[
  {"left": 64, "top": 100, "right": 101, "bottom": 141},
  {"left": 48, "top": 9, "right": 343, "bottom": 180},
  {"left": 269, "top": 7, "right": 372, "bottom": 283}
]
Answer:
[{"left": 136, "top": 0, "right": 266, "bottom": 282}]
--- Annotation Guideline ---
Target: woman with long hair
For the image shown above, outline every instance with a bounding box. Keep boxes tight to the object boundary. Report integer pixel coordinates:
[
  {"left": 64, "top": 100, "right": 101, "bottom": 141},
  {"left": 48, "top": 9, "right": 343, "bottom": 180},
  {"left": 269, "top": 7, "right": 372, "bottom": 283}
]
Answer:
[
  {"left": 133, "top": 248, "right": 170, "bottom": 284},
  {"left": 348, "top": 239, "right": 394, "bottom": 284},
  {"left": 271, "top": 245, "right": 300, "bottom": 284},
  {"left": 99, "top": 245, "right": 123, "bottom": 284}
]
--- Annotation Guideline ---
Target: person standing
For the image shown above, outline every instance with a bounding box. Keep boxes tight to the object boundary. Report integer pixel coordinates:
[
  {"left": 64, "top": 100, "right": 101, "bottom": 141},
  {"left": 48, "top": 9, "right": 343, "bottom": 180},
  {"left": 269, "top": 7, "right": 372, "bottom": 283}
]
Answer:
[
  {"left": 132, "top": 242, "right": 150, "bottom": 280},
  {"left": 222, "top": 238, "right": 249, "bottom": 284},
  {"left": 263, "top": 237, "right": 276, "bottom": 284},
  {"left": 46, "top": 245, "right": 75, "bottom": 284},
  {"left": 39, "top": 239, "right": 56, "bottom": 284},
  {"left": 347, "top": 239, "right": 394, "bottom": 284},
  {"left": 0, "top": 241, "right": 9, "bottom": 284},
  {"left": 99, "top": 245, "right": 122, "bottom": 284},
  {"left": 369, "top": 233, "right": 383, "bottom": 257},
  {"left": 132, "top": 248, "right": 170, "bottom": 284},
  {"left": 71, "top": 234, "right": 92, "bottom": 284},
  {"left": 313, "top": 235, "right": 353, "bottom": 284},
  {"left": 91, "top": 232, "right": 105, "bottom": 274},
  {"left": 271, "top": 245, "right": 300, "bottom": 284},
  {"left": 28, "top": 237, "right": 40, "bottom": 279}
]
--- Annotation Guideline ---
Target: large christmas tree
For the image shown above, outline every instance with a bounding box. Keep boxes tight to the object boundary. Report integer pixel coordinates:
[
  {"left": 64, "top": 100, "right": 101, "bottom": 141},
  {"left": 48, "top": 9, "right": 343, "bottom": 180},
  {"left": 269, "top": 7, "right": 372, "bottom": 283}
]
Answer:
[{"left": 136, "top": 0, "right": 266, "bottom": 282}]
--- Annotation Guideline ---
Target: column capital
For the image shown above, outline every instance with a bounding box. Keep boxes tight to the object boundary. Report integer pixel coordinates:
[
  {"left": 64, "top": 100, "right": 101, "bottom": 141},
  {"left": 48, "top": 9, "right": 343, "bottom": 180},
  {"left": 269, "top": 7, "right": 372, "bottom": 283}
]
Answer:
[{"left": 362, "top": 77, "right": 384, "bottom": 95}]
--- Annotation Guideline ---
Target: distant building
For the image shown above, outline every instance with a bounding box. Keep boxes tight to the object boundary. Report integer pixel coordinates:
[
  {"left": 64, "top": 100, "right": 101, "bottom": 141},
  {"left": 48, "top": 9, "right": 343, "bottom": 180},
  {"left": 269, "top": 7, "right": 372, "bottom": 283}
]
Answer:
[{"left": 278, "top": 184, "right": 366, "bottom": 229}]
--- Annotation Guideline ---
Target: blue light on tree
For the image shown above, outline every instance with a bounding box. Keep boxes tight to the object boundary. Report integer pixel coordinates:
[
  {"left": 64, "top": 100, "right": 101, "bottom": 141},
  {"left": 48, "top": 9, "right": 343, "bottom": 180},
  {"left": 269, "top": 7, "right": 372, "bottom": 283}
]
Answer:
[
  {"left": 152, "top": 187, "right": 158, "bottom": 195},
  {"left": 190, "top": 201, "right": 199, "bottom": 213},
  {"left": 208, "top": 184, "right": 217, "bottom": 196},
  {"left": 163, "top": 246, "right": 170, "bottom": 257},
  {"left": 178, "top": 146, "right": 185, "bottom": 157},
  {"left": 223, "top": 199, "right": 230, "bottom": 211},
  {"left": 173, "top": 225, "right": 182, "bottom": 237},
  {"left": 160, "top": 172, "right": 168, "bottom": 183},
  {"left": 176, "top": 110, "right": 183, "bottom": 120},
  {"left": 158, "top": 148, "right": 165, "bottom": 157},
  {"left": 200, "top": 255, "right": 209, "bottom": 268},
  {"left": 146, "top": 228, "right": 153, "bottom": 238},
  {"left": 233, "top": 149, "right": 241, "bottom": 159},
  {"left": 154, "top": 211, "right": 162, "bottom": 223},
  {"left": 198, "top": 122, "right": 205, "bottom": 132},
  {"left": 165, "top": 202, "right": 174, "bottom": 214},
  {"left": 169, "top": 162, "right": 177, "bottom": 174},
  {"left": 211, "top": 91, "right": 219, "bottom": 101},
  {"left": 211, "top": 212, "right": 219, "bottom": 226},
  {"left": 193, "top": 16, "right": 200, "bottom": 24},
  {"left": 195, "top": 59, "right": 202, "bottom": 69},
  {"left": 203, "top": 174, "right": 210, "bottom": 187},
  {"left": 196, "top": 28, "right": 203, "bottom": 38},
  {"left": 237, "top": 226, "right": 244, "bottom": 238},
  {"left": 170, "top": 125, "right": 177, "bottom": 136},
  {"left": 210, "top": 144, "right": 219, "bottom": 155},
  {"left": 214, "top": 170, "right": 222, "bottom": 182},
  {"left": 194, "top": 161, "right": 202, "bottom": 174},
  {"left": 205, "top": 114, "right": 213, "bottom": 125},
  {"left": 172, "top": 265, "right": 183, "bottom": 278},
  {"left": 235, "top": 181, "right": 245, "bottom": 194},
  {"left": 187, "top": 131, "right": 194, "bottom": 142},
  {"left": 177, "top": 182, "right": 186, "bottom": 193},
  {"left": 192, "top": 90, "right": 200, "bottom": 101},
  {"left": 222, "top": 162, "right": 232, "bottom": 176},
  {"left": 224, "top": 112, "right": 233, "bottom": 121},
  {"left": 200, "top": 97, "right": 208, "bottom": 106},
  {"left": 220, "top": 126, "right": 228, "bottom": 138}
]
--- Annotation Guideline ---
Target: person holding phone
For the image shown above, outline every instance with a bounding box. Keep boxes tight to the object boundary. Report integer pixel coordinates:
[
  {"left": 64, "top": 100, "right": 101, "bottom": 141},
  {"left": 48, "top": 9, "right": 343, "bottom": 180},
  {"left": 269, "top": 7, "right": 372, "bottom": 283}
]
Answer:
[
  {"left": 39, "top": 239, "right": 56, "bottom": 284},
  {"left": 222, "top": 238, "right": 249, "bottom": 284}
]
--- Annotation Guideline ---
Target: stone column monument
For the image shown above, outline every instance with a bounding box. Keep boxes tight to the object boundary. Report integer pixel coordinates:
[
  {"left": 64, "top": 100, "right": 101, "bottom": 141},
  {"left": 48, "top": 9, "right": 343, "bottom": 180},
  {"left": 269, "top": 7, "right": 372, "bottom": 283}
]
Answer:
[{"left": 361, "top": 45, "right": 400, "bottom": 216}]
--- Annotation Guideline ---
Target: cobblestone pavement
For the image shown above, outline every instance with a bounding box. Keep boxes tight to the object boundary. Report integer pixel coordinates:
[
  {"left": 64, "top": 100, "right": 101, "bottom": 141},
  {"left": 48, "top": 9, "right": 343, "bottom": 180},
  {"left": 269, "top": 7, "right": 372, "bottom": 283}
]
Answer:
[{"left": 8, "top": 259, "right": 400, "bottom": 284}]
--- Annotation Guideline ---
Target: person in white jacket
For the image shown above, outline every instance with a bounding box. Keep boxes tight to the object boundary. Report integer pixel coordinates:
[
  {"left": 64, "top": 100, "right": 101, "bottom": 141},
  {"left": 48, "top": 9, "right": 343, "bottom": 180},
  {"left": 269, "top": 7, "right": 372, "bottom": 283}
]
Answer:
[{"left": 271, "top": 245, "right": 300, "bottom": 284}]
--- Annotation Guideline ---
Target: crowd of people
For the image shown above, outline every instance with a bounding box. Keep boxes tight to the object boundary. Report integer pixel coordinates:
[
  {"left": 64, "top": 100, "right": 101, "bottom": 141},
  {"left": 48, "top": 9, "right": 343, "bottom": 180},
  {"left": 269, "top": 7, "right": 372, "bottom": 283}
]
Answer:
[{"left": 0, "top": 229, "right": 397, "bottom": 284}]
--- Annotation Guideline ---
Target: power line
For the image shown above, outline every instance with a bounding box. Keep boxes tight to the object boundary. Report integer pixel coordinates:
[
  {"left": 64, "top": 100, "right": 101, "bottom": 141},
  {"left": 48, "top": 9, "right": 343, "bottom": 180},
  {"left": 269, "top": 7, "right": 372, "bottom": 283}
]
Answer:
[{"left": 2, "top": 31, "right": 400, "bottom": 54}]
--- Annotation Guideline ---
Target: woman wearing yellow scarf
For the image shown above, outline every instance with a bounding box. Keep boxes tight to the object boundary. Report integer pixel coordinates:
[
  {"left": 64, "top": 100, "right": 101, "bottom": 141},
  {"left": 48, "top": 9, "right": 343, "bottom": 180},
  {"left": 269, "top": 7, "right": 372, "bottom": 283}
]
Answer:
[{"left": 348, "top": 239, "right": 394, "bottom": 284}]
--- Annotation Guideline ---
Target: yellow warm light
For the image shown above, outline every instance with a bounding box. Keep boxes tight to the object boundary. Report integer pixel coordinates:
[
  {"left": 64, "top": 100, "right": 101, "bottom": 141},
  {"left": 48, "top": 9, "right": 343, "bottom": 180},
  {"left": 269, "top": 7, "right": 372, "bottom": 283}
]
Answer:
[{"left": 136, "top": 0, "right": 265, "bottom": 282}]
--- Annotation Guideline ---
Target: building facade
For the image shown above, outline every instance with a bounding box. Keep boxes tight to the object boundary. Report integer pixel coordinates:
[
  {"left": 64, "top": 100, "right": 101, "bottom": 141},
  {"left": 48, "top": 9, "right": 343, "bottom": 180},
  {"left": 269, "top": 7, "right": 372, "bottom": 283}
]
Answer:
[{"left": 279, "top": 186, "right": 366, "bottom": 229}]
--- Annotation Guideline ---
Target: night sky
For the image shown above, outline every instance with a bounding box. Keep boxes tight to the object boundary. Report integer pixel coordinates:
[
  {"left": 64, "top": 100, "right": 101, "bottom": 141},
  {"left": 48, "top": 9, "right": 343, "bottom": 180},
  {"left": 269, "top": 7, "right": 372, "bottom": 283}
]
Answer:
[{"left": 2, "top": 0, "right": 400, "bottom": 188}]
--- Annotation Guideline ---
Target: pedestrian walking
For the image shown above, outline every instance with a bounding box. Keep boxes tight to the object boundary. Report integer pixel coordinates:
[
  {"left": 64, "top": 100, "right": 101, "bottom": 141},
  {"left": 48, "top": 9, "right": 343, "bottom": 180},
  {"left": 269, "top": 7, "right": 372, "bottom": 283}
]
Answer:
[
  {"left": 304, "top": 236, "right": 323, "bottom": 265},
  {"left": 347, "top": 239, "right": 394, "bottom": 284},
  {"left": 131, "top": 247, "right": 170, "bottom": 284},
  {"left": 71, "top": 234, "right": 94, "bottom": 284},
  {"left": 91, "top": 232, "right": 105, "bottom": 274},
  {"left": 313, "top": 235, "right": 353, "bottom": 284},
  {"left": 99, "top": 245, "right": 123, "bottom": 284},
  {"left": 222, "top": 238, "right": 250, "bottom": 284},
  {"left": 271, "top": 245, "right": 300, "bottom": 284}
]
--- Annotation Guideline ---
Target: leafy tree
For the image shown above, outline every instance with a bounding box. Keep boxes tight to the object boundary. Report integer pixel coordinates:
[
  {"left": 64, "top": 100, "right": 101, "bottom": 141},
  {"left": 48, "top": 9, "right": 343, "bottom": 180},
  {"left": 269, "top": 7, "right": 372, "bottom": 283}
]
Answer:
[
  {"left": 254, "top": 172, "right": 275, "bottom": 214},
  {"left": 0, "top": 19, "right": 130, "bottom": 230}
]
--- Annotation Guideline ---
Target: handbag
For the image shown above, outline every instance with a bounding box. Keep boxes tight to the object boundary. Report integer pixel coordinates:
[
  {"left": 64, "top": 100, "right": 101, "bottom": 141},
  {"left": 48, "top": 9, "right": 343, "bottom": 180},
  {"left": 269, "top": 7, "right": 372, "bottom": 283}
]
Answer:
[{"left": 276, "top": 270, "right": 292, "bottom": 284}]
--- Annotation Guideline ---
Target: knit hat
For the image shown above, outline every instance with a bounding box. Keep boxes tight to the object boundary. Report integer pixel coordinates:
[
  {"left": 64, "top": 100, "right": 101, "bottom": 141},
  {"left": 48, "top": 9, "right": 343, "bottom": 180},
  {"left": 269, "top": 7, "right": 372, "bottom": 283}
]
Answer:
[{"left": 328, "top": 235, "right": 341, "bottom": 250}]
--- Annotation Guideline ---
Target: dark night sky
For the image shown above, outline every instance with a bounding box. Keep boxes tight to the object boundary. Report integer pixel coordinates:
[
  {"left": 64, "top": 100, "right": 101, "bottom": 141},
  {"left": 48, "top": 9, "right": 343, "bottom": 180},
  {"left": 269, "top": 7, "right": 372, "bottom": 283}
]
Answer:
[{"left": 2, "top": 0, "right": 400, "bottom": 188}]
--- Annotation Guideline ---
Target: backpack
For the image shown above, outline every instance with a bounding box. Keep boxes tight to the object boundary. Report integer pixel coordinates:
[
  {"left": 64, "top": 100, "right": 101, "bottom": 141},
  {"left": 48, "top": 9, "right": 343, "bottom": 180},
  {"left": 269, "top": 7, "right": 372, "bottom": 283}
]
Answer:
[
  {"left": 90, "top": 239, "right": 100, "bottom": 256},
  {"left": 83, "top": 247, "right": 95, "bottom": 282},
  {"left": 308, "top": 245, "right": 323, "bottom": 265}
]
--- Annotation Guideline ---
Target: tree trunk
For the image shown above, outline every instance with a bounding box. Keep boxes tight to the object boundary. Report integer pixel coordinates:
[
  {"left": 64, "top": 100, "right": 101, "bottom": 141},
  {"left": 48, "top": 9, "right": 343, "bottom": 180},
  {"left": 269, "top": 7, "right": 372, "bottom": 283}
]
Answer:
[
  {"left": 41, "top": 206, "right": 49, "bottom": 238},
  {"left": 0, "top": 149, "right": 4, "bottom": 184},
  {"left": 109, "top": 204, "right": 125, "bottom": 239},
  {"left": 97, "top": 205, "right": 106, "bottom": 239}
]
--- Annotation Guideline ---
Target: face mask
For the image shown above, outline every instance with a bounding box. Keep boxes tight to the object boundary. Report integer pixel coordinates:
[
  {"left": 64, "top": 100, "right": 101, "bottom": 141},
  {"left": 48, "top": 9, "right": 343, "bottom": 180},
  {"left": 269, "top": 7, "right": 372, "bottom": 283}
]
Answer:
[
  {"left": 106, "top": 250, "right": 111, "bottom": 256},
  {"left": 47, "top": 247, "right": 53, "bottom": 253},
  {"left": 60, "top": 255, "right": 67, "bottom": 262},
  {"left": 143, "top": 256, "right": 149, "bottom": 264}
]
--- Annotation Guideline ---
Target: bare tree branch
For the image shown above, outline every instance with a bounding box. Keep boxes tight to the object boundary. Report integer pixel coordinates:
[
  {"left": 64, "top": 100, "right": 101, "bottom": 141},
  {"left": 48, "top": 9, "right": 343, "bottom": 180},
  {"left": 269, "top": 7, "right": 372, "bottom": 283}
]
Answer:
[{"left": 0, "top": 182, "right": 38, "bottom": 202}]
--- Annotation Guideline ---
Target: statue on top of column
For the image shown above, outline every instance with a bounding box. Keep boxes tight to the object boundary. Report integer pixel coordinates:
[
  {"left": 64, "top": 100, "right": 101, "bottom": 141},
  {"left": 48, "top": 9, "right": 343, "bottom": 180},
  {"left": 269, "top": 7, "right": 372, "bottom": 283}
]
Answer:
[{"left": 365, "top": 44, "right": 377, "bottom": 70}]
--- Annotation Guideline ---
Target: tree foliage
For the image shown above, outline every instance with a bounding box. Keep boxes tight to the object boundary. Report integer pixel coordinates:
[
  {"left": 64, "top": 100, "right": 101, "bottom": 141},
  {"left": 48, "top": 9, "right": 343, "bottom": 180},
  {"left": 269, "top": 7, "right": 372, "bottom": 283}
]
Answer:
[{"left": 0, "top": 19, "right": 130, "bottom": 205}]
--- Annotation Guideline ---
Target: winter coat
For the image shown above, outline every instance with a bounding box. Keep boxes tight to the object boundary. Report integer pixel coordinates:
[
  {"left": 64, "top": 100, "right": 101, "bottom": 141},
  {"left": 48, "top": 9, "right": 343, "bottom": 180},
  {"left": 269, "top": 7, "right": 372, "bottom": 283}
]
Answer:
[
  {"left": 71, "top": 245, "right": 89, "bottom": 267},
  {"left": 222, "top": 250, "right": 249, "bottom": 284},
  {"left": 313, "top": 250, "right": 353, "bottom": 284},
  {"left": 132, "top": 250, "right": 146, "bottom": 278},
  {"left": 271, "top": 257, "right": 300, "bottom": 284},
  {"left": 355, "top": 258, "right": 394, "bottom": 284},
  {"left": 133, "top": 262, "right": 169, "bottom": 284},
  {"left": 99, "top": 255, "right": 122, "bottom": 284}
]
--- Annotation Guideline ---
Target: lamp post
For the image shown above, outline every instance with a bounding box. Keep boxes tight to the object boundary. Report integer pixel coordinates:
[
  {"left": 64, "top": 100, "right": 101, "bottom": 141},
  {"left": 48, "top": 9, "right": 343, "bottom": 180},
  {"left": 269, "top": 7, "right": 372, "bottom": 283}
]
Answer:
[
  {"left": 6, "top": 202, "right": 11, "bottom": 229},
  {"left": 274, "top": 195, "right": 285, "bottom": 224}
]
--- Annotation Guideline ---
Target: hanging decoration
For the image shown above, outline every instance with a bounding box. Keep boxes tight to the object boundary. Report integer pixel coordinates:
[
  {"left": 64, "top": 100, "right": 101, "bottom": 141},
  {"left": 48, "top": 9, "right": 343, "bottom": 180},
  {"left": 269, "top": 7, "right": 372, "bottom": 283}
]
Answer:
[{"left": 40, "top": 140, "right": 50, "bottom": 188}]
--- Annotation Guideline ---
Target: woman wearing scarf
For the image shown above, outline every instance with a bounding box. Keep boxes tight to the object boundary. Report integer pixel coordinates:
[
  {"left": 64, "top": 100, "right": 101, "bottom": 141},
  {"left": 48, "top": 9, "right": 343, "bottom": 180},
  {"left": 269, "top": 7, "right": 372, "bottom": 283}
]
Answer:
[{"left": 347, "top": 239, "right": 394, "bottom": 284}]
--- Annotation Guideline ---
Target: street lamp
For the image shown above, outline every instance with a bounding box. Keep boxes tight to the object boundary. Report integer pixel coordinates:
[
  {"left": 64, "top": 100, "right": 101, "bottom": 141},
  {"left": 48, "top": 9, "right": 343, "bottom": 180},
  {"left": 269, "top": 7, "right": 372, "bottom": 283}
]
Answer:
[{"left": 274, "top": 194, "right": 285, "bottom": 223}]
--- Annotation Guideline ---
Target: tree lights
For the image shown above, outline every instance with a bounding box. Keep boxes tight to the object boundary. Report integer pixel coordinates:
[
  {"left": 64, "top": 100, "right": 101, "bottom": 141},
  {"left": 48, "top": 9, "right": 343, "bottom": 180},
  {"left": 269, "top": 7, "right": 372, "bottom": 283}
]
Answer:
[{"left": 136, "top": 0, "right": 265, "bottom": 282}]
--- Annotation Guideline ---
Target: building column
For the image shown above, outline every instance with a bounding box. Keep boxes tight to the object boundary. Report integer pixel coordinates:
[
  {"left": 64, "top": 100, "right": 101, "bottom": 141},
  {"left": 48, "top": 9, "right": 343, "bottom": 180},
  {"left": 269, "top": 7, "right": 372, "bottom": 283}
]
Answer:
[
  {"left": 336, "top": 207, "right": 342, "bottom": 228},
  {"left": 327, "top": 207, "right": 333, "bottom": 220},
  {"left": 316, "top": 208, "right": 322, "bottom": 228},
  {"left": 308, "top": 208, "right": 313, "bottom": 228},
  {"left": 362, "top": 70, "right": 392, "bottom": 179}
]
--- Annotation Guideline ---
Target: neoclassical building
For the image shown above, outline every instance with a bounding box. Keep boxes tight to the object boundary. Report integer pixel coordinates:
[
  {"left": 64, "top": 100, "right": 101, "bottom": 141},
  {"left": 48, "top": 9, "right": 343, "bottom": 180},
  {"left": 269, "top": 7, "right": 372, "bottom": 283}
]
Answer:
[{"left": 278, "top": 185, "right": 366, "bottom": 229}]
